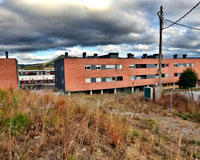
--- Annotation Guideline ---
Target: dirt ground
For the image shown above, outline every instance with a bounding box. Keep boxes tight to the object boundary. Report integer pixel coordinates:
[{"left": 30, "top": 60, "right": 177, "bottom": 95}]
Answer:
[{"left": 119, "top": 112, "right": 200, "bottom": 141}]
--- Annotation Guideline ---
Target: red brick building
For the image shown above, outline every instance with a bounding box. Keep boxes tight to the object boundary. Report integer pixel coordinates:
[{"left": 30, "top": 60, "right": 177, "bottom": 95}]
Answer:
[
  {"left": 0, "top": 53, "right": 19, "bottom": 90},
  {"left": 55, "top": 53, "right": 200, "bottom": 94}
]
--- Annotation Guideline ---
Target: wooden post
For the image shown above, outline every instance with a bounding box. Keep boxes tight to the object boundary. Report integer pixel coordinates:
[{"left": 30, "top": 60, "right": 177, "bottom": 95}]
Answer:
[
  {"left": 158, "top": 6, "right": 163, "bottom": 87},
  {"left": 170, "top": 90, "right": 173, "bottom": 113}
]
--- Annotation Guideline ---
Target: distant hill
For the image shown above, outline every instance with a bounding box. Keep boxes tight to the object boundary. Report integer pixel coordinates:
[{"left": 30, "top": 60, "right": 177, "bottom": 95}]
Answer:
[{"left": 18, "top": 55, "right": 65, "bottom": 70}]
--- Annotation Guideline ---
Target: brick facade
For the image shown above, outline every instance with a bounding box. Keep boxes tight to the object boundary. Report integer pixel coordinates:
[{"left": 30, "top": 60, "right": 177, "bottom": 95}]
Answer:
[
  {"left": 0, "top": 59, "right": 19, "bottom": 89},
  {"left": 55, "top": 57, "right": 200, "bottom": 92}
]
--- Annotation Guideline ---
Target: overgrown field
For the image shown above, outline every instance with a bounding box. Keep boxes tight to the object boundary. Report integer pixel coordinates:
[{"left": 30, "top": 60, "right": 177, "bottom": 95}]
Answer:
[{"left": 0, "top": 89, "right": 200, "bottom": 159}]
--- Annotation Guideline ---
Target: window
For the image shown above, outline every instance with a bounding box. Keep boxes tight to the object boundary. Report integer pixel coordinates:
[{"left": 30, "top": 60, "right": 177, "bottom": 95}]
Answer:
[
  {"left": 135, "top": 76, "right": 142, "bottom": 80},
  {"left": 111, "top": 76, "right": 123, "bottom": 81},
  {"left": 95, "top": 65, "right": 101, "bottom": 70},
  {"left": 174, "top": 63, "right": 194, "bottom": 67},
  {"left": 162, "top": 64, "right": 169, "bottom": 68},
  {"left": 85, "top": 65, "right": 91, "bottom": 70},
  {"left": 105, "top": 65, "right": 115, "bottom": 69},
  {"left": 133, "top": 74, "right": 159, "bottom": 80},
  {"left": 116, "top": 76, "right": 123, "bottom": 81},
  {"left": 147, "top": 64, "right": 156, "bottom": 68},
  {"left": 135, "top": 64, "right": 146, "bottom": 68},
  {"left": 155, "top": 64, "right": 159, "bottom": 69},
  {"left": 179, "top": 63, "right": 185, "bottom": 67},
  {"left": 189, "top": 63, "right": 194, "bottom": 67},
  {"left": 155, "top": 74, "right": 159, "bottom": 78},
  {"left": 85, "top": 76, "right": 123, "bottom": 83},
  {"left": 112, "top": 77, "right": 116, "bottom": 81},
  {"left": 130, "top": 75, "right": 135, "bottom": 80},
  {"left": 85, "top": 78, "right": 91, "bottom": 83},
  {"left": 146, "top": 74, "right": 155, "bottom": 79},
  {"left": 106, "top": 77, "right": 112, "bottom": 82},
  {"left": 129, "top": 65, "right": 135, "bottom": 69},
  {"left": 96, "top": 78, "right": 101, "bottom": 82},
  {"left": 91, "top": 78, "right": 96, "bottom": 83},
  {"left": 174, "top": 73, "right": 179, "bottom": 77},
  {"left": 85, "top": 64, "right": 123, "bottom": 70},
  {"left": 116, "top": 64, "right": 122, "bottom": 69},
  {"left": 162, "top": 74, "right": 169, "bottom": 78}
]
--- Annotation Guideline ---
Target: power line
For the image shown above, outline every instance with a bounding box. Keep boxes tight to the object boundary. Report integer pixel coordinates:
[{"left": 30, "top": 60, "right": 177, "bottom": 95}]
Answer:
[
  {"left": 164, "top": 18, "right": 200, "bottom": 31},
  {"left": 163, "top": 1, "right": 200, "bottom": 30}
]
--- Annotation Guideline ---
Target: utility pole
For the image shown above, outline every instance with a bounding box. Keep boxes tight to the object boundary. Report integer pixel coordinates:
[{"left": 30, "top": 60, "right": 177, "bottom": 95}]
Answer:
[
  {"left": 153, "top": 6, "right": 163, "bottom": 100},
  {"left": 158, "top": 6, "right": 163, "bottom": 87}
]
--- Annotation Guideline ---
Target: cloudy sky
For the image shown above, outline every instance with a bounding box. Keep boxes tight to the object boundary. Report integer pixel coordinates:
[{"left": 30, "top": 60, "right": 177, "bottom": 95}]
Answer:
[{"left": 0, "top": 0, "right": 200, "bottom": 64}]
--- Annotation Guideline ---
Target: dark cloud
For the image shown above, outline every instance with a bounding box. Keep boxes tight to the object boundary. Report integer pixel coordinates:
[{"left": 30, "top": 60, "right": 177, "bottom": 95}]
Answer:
[
  {"left": 0, "top": 0, "right": 199, "bottom": 60},
  {"left": 0, "top": 0, "right": 157, "bottom": 53},
  {"left": 164, "top": 29, "right": 200, "bottom": 50}
]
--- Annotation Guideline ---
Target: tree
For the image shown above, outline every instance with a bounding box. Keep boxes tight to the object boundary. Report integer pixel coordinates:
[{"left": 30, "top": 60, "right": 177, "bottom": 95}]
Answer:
[{"left": 178, "top": 68, "right": 198, "bottom": 89}]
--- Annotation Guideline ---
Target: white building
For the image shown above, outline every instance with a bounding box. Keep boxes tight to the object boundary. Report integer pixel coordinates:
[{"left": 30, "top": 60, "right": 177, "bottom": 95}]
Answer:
[{"left": 19, "top": 70, "right": 55, "bottom": 89}]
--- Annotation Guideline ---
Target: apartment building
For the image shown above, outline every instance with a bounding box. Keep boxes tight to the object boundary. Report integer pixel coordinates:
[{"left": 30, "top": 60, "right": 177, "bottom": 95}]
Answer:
[
  {"left": 19, "top": 70, "right": 55, "bottom": 90},
  {"left": 0, "top": 52, "right": 19, "bottom": 89},
  {"left": 55, "top": 52, "right": 200, "bottom": 94}
]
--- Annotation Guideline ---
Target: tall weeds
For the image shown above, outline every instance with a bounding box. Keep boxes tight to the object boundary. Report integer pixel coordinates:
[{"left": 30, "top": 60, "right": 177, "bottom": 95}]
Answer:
[
  {"left": 0, "top": 89, "right": 132, "bottom": 159},
  {"left": 0, "top": 89, "right": 199, "bottom": 159}
]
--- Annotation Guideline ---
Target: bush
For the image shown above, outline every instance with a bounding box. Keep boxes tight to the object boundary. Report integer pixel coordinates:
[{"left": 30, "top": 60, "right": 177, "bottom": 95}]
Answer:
[
  {"left": 178, "top": 68, "right": 198, "bottom": 89},
  {"left": 6, "top": 114, "right": 29, "bottom": 134}
]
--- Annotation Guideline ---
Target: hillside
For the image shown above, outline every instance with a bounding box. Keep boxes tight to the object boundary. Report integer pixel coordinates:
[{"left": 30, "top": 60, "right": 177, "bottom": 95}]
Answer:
[
  {"left": 0, "top": 89, "right": 200, "bottom": 159},
  {"left": 18, "top": 55, "right": 65, "bottom": 70}
]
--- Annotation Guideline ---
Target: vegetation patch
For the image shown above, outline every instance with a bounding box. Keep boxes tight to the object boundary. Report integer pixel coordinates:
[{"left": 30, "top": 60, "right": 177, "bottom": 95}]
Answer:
[
  {"left": 6, "top": 113, "right": 29, "bottom": 134},
  {"left": 0, "top": 89, "right": 199, "bottom": 159}
]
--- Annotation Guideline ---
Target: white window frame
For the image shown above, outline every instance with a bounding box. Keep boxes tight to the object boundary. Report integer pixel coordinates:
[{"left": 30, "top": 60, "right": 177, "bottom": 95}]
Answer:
[
  {"left": 105, "top": 65, "right": 115, "bottom": 69},
  {"left": 130, "top": 75, "right": 135, "bottom": 80},
  {"left": 96, "top": 78, "right": 101, "bottom": 82},
  {"left": 85, "top": 78, "right": 91, "bottom": 83},
  {"left": 106, "top": 77, "right": 112, "bottom": 82}
]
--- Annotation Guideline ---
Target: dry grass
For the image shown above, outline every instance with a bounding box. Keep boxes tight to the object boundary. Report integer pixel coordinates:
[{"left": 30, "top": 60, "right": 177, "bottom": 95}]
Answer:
[
  {"left": 156, "top": 93, "right": 200, "bottom": 122},
  {"left": 0, "top": 89, "right": 200, "bottom": 159}
]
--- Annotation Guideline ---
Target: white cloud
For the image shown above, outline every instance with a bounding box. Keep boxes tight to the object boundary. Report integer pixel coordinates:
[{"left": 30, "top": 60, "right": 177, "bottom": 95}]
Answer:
[
  {"left": 133, "top": 44, "right": 150, "bottom": 51},
  {"left": 97, "top": 45, "right": 122, "bottom": 52}
]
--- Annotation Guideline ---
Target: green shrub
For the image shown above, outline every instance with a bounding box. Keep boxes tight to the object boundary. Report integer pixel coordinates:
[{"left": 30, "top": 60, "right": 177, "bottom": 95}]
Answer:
[
  {"left": 178, "top": 68, "right": 198, "bottom": 89},
  {"left": 155, "top": 126, "right": 159, "bottom": 134},
  {"left": 176, "top": 112, "right": 200, "bottom": 122},
  {"left": 11, "top": 94, "right": 18, "bottom": 108},
  {"left": 126, "top": 88, "right": 131, "bottom": 94},
  {"left": 6, "top": 114, "right": 29, "bottom": 134},
  {"left": 0, "top": 89, "right": 6, "bottom": 102}
]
